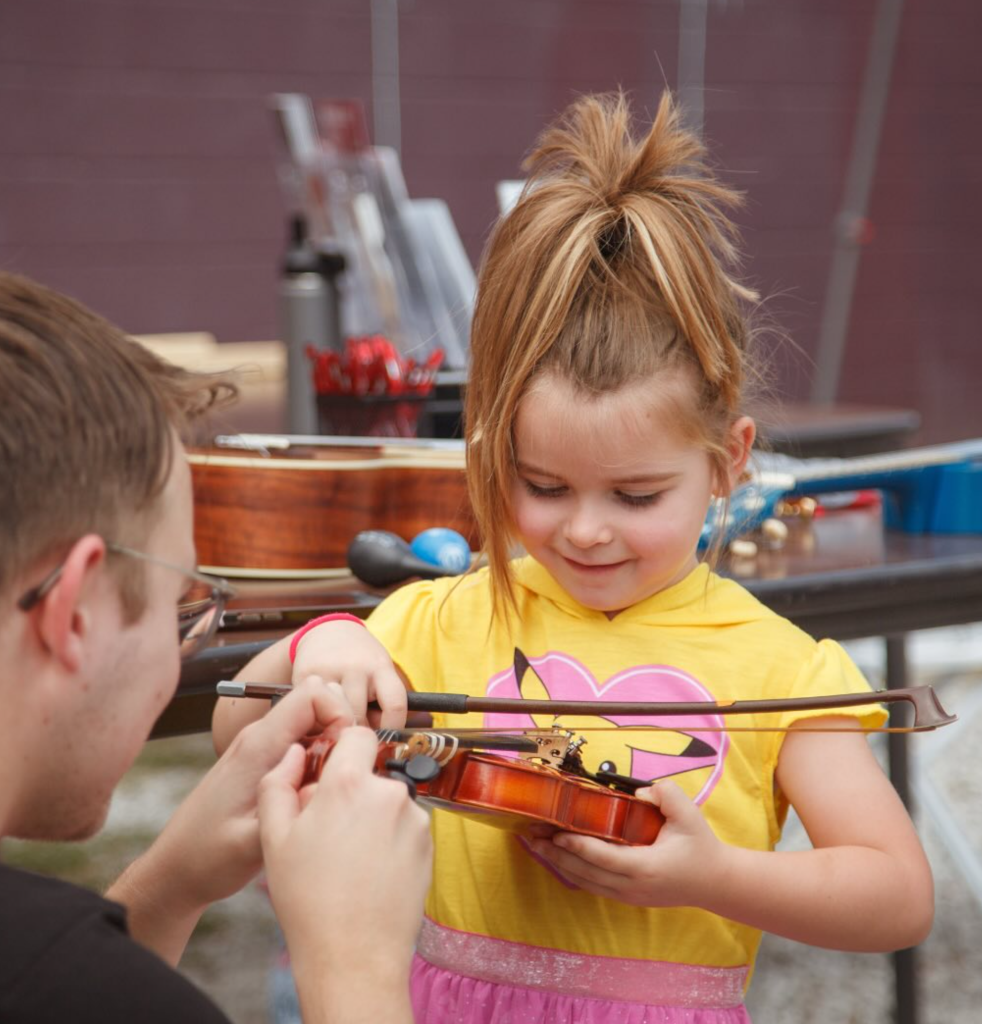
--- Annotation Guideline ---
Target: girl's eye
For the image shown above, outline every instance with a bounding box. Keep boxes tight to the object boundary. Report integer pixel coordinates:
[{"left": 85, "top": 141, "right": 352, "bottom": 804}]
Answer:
[
  {"left": 522, "top": 479, "right": 566, "bottom": 499},
  {"left": 616, "top": 491, "right": 662, "bottom": 508}
]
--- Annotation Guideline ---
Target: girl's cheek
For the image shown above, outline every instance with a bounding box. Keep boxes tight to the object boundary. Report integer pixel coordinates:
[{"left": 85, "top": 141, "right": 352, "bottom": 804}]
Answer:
[{"left": 512, "top": 498, "right": 543, "bottom": 535}]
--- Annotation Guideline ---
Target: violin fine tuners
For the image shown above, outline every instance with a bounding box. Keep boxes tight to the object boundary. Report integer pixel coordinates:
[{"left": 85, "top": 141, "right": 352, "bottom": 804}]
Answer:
[{"left": 404, "top": 754, "right": 442, "bottom": 783}]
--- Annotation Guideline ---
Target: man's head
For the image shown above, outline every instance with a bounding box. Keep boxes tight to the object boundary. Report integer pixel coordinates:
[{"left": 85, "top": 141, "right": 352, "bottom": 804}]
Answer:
[
  {"left": 0, "top": 273, "right": 232, "bottom": 613},
  {"left": 0, "top": 273, "right": 234, "bottom": 840}
]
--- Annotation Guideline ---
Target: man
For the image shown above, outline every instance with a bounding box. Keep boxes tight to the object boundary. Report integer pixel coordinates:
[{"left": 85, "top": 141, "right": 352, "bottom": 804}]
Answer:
[{"left": 0, "top": 272, "right": 431, "bottom": 1023}]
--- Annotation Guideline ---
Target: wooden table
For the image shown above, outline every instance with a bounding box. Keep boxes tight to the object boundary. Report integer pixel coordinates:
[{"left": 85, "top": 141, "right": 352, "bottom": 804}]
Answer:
[
  {"left": 164, "top": 506, "right": 982, "bottom": 1024},
  {"left": 167, "top": 509, "right": 982, "bottom": 736}
]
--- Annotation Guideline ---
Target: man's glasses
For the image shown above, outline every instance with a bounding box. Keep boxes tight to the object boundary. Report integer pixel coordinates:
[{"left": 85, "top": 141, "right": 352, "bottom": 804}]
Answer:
[{"left": 17, "top": 541, "right": 237, "bottom": 660}]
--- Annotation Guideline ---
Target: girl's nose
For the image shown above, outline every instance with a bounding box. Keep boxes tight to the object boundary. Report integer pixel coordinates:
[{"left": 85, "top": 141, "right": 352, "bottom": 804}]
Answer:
[{"left": 563, "top": 503, "right": 614, "bottom": 548}]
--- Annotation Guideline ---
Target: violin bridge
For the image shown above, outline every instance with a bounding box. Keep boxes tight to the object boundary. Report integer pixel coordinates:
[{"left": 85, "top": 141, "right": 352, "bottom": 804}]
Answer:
[{"left": 518, "top": 730, "right": 573, "bottom": 769}]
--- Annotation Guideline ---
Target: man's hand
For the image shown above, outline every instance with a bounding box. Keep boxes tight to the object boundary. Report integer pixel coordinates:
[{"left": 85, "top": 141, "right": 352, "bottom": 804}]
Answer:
[
  {"left": 259, "top": 726, "right": 433, "bottom": 1023},
  {"left": 108, "top": 677, "right": 356, "bottom": 964}
]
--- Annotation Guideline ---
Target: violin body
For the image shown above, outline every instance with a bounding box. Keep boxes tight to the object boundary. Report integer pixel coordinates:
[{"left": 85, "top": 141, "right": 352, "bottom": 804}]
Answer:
[
  {"left": 189, "top": 439, "right": 476, "bottom": 576},
  {"left": 417, "top": 748, "right": 664, "bottom": 846},
  {"left": 301, "top": 730, "right": 664, "bottom": 846}
]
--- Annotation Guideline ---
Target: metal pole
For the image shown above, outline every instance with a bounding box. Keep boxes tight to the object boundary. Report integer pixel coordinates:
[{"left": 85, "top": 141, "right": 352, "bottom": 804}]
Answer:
[
  {"left": 371, "top": 0, "right": 402, "bottom": 154},
  {"left": 677, "top": 0, "right": 709, "bottom": 134},
  {"left": 886, "top": 634, "right": 919, "bottom": 1024},
  {"left": 811, "top": 0, "right": 905, "bottom": 403}
]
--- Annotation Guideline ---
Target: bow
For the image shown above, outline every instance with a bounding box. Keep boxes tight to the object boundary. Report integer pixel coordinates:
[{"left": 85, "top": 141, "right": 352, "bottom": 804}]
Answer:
[{"left": 216, "top": 681, "right": 956, "bottom": 733}]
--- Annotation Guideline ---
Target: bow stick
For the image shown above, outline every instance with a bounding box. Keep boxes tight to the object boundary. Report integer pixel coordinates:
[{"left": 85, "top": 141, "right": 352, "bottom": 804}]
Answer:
[{"left": 216, "top": 681, "right": 956, "bottom": 733}]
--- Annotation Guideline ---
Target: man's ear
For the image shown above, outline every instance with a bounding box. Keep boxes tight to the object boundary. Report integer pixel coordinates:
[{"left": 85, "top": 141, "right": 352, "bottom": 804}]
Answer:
[
  {"left": 716, "top": 416, "right": 756, "bottom": 495},
  {"left": 33, "top": 535, "right": 108, "bottom": 672}
]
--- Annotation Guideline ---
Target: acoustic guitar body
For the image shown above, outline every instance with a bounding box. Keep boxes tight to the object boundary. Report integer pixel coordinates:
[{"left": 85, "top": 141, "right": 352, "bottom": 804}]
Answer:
[{"left": 189, "top": 443, "right": 477, "bottom": 577}]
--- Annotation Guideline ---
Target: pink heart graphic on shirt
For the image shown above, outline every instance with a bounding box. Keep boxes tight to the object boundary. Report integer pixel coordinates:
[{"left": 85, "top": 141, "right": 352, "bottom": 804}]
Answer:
[{"left": 485, "top": 649, "right": 728, "bottom": 803}]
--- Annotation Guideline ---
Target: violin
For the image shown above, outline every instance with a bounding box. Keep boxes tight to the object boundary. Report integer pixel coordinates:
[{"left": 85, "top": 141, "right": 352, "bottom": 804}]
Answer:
[
  {"left": 219, "top": 679, "right": 955, "bottom": 846},
  {"left": 300, "top": 726, "right": 665, "bottom": 846},
  {"left": 188, "top": 434, "right": 474, "bottom": 577}
]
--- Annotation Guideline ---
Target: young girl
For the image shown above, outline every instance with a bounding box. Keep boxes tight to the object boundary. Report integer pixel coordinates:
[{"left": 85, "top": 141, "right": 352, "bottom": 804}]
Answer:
[{"left": 215, "top": 91, "right": 933, "bottom": 1023}]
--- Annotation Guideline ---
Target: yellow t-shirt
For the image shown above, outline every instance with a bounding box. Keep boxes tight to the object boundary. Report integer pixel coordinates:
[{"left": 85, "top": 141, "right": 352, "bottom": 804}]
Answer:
[{"left": 367, "top": 558, "right": 885, "bottom": 974}]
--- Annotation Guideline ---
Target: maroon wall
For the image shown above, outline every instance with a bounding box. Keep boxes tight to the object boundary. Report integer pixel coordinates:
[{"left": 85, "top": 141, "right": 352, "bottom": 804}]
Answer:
[{"left": 1, "top": 0, "right": 978, "bottom": 442}]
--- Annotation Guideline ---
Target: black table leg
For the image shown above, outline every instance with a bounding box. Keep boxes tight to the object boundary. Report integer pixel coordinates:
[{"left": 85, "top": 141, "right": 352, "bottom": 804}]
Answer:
[{"left": 886, "top": 634, "right": 919, "bottom": 1024}]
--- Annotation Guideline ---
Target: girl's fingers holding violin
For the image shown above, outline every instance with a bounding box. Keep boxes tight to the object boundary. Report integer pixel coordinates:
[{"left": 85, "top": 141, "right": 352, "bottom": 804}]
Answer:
[
  {"left": 549, "top": 832, "right": 638, "bottom": 874},
  {"left": 528, "top": 836, "right": 641, "bottom": 900},
  {"left": 530, "top": 782, "right": 725, "bottom": 908},
  {"left": 538, "top": 835, "right": 701, "bottom": 908},
  {"left": 637, "top": 777, "right": 716, "bottom": 824}
]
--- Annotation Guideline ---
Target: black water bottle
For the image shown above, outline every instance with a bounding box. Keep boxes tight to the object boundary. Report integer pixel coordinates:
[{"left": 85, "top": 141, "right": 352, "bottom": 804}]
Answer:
[{"left": 278, "top": 214, "right": 345, "bottom": 434}]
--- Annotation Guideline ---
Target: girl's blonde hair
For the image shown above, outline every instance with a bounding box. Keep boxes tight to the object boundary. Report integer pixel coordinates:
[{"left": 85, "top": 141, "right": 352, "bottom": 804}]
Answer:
[{"left": 465, "top": 91, "right": 760, "bottom": 617}]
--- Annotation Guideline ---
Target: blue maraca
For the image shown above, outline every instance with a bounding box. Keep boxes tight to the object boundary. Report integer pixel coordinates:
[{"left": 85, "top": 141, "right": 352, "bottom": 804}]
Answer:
[{"left": 410, "top": 527, "right": 472, "bottom": 574}]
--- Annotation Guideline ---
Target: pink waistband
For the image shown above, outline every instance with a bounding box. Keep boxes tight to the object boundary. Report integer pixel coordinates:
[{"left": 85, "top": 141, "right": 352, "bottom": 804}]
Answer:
[{"left": 416, "top": 918, "right": 748, "bottom": 1009}]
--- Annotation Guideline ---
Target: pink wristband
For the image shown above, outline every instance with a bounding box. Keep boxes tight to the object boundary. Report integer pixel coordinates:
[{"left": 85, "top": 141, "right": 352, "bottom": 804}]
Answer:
[{"left": 288, "top": 612, "right": 367, "bottom": 664}]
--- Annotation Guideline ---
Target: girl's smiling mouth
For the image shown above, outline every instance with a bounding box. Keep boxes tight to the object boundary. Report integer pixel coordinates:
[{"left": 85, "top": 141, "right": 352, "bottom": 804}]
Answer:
[{"left": 562, "top": 557, "right": 630, "bottom": 573}]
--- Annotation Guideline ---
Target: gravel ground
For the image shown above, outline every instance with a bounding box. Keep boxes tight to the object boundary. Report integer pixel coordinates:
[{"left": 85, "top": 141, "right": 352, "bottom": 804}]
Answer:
[{"left": 7, "top": 627, "right": 982, "bottom": 1024}]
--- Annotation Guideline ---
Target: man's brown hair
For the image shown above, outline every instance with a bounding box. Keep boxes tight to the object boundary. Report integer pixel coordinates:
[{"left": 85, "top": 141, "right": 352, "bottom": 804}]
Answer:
[{"left": 0, "top": 272, "right": 235, "bottom": 605}]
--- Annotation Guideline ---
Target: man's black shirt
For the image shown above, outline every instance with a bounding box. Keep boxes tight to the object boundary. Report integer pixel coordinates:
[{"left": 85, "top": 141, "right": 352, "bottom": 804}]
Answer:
[{"left": 0, "top": 863, "right": 231, "bottom": 1022}]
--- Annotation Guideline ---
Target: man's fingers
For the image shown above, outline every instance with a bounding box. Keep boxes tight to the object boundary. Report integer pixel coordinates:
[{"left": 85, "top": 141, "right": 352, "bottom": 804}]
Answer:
[
  {"left": 248, "top": 677, "right": 353, "bottom": 769},
  {"left": 313, "top": 725, "right": 382, "bottom": 793},
  {"left": 258, "top": 743, "right": 307, "bottom": 846}
]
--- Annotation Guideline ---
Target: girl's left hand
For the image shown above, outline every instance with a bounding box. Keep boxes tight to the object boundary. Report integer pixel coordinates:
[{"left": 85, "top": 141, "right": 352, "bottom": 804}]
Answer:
[
  {"left": 528, "top": 781, "right": 726, "bottom": 907},
  {"left": 212, "top": 619, "right": 408, "bottom": 757},
  {"left": 292, "top": 619, "right": 408, "bottom": 730}
]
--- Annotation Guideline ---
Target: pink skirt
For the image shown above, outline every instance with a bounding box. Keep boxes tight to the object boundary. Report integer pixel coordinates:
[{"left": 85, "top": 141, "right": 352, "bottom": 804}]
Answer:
[{"left": 411, "top": 918, "right": 751, "bottom": 1024}]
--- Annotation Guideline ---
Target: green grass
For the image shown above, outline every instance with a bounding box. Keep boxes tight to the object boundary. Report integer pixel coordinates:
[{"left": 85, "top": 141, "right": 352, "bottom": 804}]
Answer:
[
  {"left": 4, "top": 734, "right": 215, "bottom": 892},
  {"left": 128, "top": 733, "right": 218, "bottom": 773},
  {"left": 4, "top": 826, "right": 162, "bottom": 892}
]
